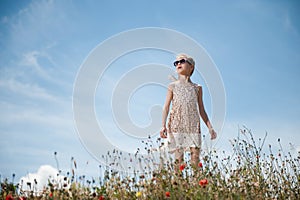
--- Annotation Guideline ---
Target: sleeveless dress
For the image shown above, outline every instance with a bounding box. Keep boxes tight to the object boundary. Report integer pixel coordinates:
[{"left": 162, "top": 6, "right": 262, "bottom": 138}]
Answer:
[{"left": 166, "top": 81, "right": 201, "bottom": 153}]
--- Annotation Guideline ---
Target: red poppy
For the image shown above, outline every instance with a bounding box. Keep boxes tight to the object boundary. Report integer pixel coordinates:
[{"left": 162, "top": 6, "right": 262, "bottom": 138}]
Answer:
[
  {"left": 199, "top": 179, "right": 208, "bottom": 187},
  {"left": 179, "top": 164, "right": 186, "bottom": 171},
  {"left": 5, "top": 194, "right": 13, "bottom": 200},
  {"left": 165, "top": 191, "right": 170, "bottom": 197},
  {"left": 198, "top": 162, "right": 203, "bottom": 168},
  {"left": 99, "top": 196, "right": 105, "bottom": 200},
  {"left": 49, "top": 193, "right": 53, "bottom": 197}
]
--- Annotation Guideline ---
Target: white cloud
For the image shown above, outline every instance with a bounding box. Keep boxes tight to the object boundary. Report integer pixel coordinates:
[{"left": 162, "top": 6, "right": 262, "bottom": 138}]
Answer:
[
  {"left": 0, "top": 49, "right": 73, "bottom": 102},
  {"left": 0, "top": 100, "right": 73, "bottom": 135},
  {"left": 19, "top": 165, "right": 68, "bottom": 193},
  {"left": 7, "top": 0, "right": 73, "bottom": 52},
  {"left": 1, "top": 16, "right": 9, "bottom": 24},
  {"left": 0, "top": 78, "right": 57, "bottom": 102},
  {"left": 283, "top": 13, "right": 298, "bottom": 34},
  {"left": 20, "top": 51, "right": 54, "bottom": 76},
  {"left": 1, "top": 0, "right": 75, "bottom": 88}
]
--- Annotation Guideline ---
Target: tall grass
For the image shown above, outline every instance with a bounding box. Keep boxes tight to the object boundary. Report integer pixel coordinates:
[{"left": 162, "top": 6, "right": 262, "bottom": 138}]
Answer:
[{"left": 1, "top": 128, "right": 299, "bottom": 199}]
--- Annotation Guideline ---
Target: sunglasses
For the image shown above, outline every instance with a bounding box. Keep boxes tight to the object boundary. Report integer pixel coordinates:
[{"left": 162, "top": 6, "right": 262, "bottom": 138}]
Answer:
[{"left": 173, "top": 59, "right": 191, "bottom": 67}]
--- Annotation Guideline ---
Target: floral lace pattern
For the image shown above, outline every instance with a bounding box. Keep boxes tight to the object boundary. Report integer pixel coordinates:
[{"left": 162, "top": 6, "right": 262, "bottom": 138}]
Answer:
[{"left": 166, "top": 81, "right": 201, "bottom": 152}]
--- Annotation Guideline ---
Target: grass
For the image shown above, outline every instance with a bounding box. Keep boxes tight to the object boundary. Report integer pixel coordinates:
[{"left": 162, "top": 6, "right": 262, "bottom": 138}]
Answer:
[{"left": 1, "top": 127, "right": 299, "bottom": 199}]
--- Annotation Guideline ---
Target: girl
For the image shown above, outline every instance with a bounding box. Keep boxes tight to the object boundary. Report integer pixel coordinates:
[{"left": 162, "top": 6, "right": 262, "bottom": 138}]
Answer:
[{"left": 160, "top": 53, "right": 217, "bottom": 167}]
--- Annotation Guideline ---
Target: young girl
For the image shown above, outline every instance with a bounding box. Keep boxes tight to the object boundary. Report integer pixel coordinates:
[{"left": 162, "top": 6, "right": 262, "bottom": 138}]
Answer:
[{"left": 160, "top": 53, "right": 217, "bottom": 167}]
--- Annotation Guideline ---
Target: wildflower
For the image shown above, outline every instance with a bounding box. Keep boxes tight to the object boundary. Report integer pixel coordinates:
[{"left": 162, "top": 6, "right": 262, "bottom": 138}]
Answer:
[
  {"left": 179, "top": 164, "right": 186, "bottom": 171},
  {"left": 151, "top": 177, "right": 158, "bottom": 182},
  {"left": 139, "top": 174, "right": 145, "bottom": 179},
  {"left": 136, "top": 191, "right": 142, "bottom": 198},
  {"left": 99, "top": 196, "right": 105, "bottom": 200},
  {"left": 5, "top": 194, "right": 13, "bottom": 200},
  {"left": 198, "top": 162, "right": 203, "bottom": 168},
  {"left": 165, "top": 191, "right": 170, "bottom": 197},
  {"left": 199, "top": 179, "right": 208, "bottom": 187},
  {"left": 254, "top": 182, "right": 259, "bottom": 187}
]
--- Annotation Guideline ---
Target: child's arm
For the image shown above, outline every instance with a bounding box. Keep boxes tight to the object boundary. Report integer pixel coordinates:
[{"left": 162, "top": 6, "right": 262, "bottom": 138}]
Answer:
[
  {"left": 197, "top": 86, "right": 217, "bottom": 140},
  {"left": 160, "top": 85, "right": 173, "bottom": 138}
]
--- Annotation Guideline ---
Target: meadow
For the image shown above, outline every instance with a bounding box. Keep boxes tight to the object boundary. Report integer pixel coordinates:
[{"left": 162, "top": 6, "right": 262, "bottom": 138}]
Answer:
[{"left": 1, "top": 128, "right": 299, "bottom": 200}]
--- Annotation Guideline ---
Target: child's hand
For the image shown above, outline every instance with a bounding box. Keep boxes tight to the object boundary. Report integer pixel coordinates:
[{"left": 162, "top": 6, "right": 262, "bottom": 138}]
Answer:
[
  {"left": 209, "top": 128, "right": 217, "bottom": 140},
  {"left": 160, "top": 127, "right": 167, "bottom": 138}
]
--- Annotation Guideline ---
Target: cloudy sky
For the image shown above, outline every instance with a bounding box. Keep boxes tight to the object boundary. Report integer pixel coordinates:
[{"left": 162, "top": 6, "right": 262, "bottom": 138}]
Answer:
[{"left": 1, "top": 0, "right": 299, "bottom": 184}]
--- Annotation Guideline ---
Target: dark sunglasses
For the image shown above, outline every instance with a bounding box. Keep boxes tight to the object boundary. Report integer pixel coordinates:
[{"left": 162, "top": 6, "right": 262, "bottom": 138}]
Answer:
[{"left": 173, "top": 59, "right": 191, "bottom": 67}]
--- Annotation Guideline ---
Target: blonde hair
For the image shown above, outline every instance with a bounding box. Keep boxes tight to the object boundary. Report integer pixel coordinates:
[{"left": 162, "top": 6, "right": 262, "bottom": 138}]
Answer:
[{"left": 176, "top": 53, "right": 195, "bottom": 76}]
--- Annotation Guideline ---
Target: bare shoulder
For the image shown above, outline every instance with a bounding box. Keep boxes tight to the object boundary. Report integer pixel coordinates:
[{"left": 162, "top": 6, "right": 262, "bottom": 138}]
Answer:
[
  {"left": 169, "top": 81, "right": 177, "bottom": 86},
  {"left": 195, "top": 84, "right": 202, "bottom": 89},
  {"left": 193, "top": 83, "right": 202, "bottom": 92},
  {"left": 168, "top": 81, "right": 177, "bottom": 91}
]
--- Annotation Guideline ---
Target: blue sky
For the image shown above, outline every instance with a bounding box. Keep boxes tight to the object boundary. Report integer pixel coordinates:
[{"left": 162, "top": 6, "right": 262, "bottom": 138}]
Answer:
[{"left": 0, "top": 0, "right": 299, "bottom": 183}]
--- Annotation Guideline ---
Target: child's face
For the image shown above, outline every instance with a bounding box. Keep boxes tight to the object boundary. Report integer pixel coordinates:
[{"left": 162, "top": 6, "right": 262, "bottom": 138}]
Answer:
[{"left": 175, "top": 57, "right": 193, "bottom": 76}]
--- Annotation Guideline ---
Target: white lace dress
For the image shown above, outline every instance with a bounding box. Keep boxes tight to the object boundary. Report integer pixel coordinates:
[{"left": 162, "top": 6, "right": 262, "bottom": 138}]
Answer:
[{"left": 166, "top": 81, "right": 201, "bottom": 153}]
